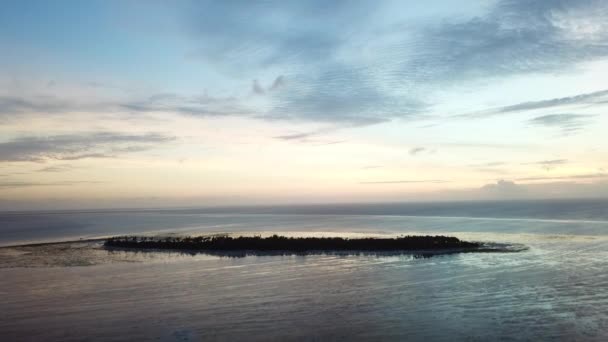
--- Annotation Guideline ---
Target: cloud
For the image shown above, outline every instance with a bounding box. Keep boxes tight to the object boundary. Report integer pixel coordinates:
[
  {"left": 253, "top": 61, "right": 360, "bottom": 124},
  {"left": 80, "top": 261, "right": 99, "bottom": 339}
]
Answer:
[
  {"left": 407, "top": 0, "right": 608, "bottom": 85},
  {"left": 516, "top": 173, "right": 607, "bottom": 182},
  {"left": 252, "top": 76, "right": 285, "bottom": 95},
  {"left": 310, "top": 140, "right": 346, "bottom": 146},
  {"left": 467, "top": 178, "right": 608, "bottom": 200},
  {"left": 456, "top": 89, "right": 608, "bottom": 119},
  {"left": 274, "top": 132, "right": 318, "bottom": 141},
  {"left": 267, "top": 64, "right": 427, "bottom": 125},
  {"left": 0, "top": 95, "right": 75, "bottom": 116},
  {"left": 0, "top": 180, "right": 103, "bottom": 188},
  {"left": 528, "top": 114, "right": 594, "bottom": 134},
  {"left": 252, "top": 80, "right": 265, "bottom": 95},
  {"left": 525, "top": 159, "right": 568, "bottom": 165},
  {"left": 409, "top": 147, "right": 426, "bottom": 156},
  {"left": 496, "top": 90, "right": 608, "bottom": 114},
  {"left": 480, "top": 179, "right": 526, "bottom": 197},
  {"left": 468, "top": 162, "right": 509, "bottom": 174},
  {"left": 270, "top": 76, "right": 286, "bottom": 91},
  {"left": 273, "top": 130, "right": 346, "bottom": 146},
  {"left": 182, "top": 1, "right": 376, "bottom": 69},
  {"left": 360, "top": 180, "right": 449, "bottom": 184},
  {"left": 443, "top": 142, "right": 533, "bottom": 149},
  {"left": 273, "top": 124, "right": 349, "bottom": 142},
  {"left": 179, "top": 1, "right": 428, "bottom": 125},
  {"left": 523, "top": 159, "right": 568, "bottom": 170},
  {"left": 37, "top": 164, "right": 74, "bottom": 173},
  {"left": 54, "top": 153, "right": 115, "bottom": 161},
  {"left": 469, "top": 162, "right": 506, "bottom": 167},
  {"left": 0, "top": 132, "right": 175, "bottom": 162},
  {"left": 475, "top": 168, "right": 510, "bottom": 174},
  {"left": 120, "top": 93, "right": 247, "bottom": 117},
  {"left": 5, "top": 0, "right": 608, "bottom": 128},
  {"left": 183, "top": 0, "right": 608, "bottom": 83},
  {"left": 0, "top": 88, "right": 251, "bottom": 122}
]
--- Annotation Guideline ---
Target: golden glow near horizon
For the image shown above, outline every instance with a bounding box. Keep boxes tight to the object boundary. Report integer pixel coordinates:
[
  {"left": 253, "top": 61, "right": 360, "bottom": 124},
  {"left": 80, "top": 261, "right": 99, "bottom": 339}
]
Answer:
[{"left": 1, "top": 1, "right": 608, "bottom": 209}]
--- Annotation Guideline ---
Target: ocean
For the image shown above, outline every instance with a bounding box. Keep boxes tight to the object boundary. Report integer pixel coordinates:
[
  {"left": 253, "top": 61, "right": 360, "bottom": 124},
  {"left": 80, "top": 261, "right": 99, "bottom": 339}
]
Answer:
[{"left": 1, "top": 199, "right": 607, "bottom": 341}]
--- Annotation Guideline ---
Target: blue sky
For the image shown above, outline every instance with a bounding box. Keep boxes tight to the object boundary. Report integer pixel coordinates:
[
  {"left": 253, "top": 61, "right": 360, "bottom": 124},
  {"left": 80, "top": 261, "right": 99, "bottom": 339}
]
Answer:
[{"left": 1, "top": 0, "right": 607, "bottom": 209}]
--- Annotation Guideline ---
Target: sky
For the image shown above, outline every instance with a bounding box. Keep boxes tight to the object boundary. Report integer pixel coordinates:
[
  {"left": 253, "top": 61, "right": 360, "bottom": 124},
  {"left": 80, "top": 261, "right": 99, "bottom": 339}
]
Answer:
[{"left": 1, "top": 0, "right": 607, "bottom": 210}]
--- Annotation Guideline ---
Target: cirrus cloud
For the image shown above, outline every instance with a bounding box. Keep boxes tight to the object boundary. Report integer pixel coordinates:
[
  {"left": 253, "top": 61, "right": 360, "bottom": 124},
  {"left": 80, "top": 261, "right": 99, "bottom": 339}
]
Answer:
[{"left": 0, "top": 132, "right": 175, "bottom": 162}]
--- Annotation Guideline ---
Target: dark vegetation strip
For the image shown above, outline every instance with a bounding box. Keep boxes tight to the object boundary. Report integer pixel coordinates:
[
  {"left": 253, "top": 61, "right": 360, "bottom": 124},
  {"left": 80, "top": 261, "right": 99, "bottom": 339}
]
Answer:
[{"left": 104, "top": 235, "right": 481, "bottom": 252}]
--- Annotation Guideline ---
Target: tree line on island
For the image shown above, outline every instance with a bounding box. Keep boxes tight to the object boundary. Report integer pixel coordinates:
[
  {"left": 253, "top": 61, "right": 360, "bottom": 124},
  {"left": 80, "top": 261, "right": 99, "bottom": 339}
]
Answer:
[{"left": 104, "top": 234, "right": 481, "bottom": 252}]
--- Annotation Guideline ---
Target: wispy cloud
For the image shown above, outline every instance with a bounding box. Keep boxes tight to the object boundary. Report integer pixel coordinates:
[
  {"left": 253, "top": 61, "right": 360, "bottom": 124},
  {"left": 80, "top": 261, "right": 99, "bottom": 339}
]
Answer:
[
  {"left": 310, "top": 140, "right": 345, "bottom": 146},
  {"left": 0, "top": 132, "right": 175, "bottom": 162},
  {"left": 516, "top": 173, "right": 607, "bottom": 182},
  {"left": 469, "top": 162, "right": 506, "bottom": 167},
  {"left": 496, "top": 90, "right": 608, "bottom": 114},
  {"left": 528, "top": 114, "right": 594, "bottom": 134},
  {"left": 443, "top": 142, "right": 534, "bottom": 150},
  {"left": 0, "top": 95, "right": 76, "bottom": 116},
  {"left": 455, "top": 89, "right": 608, "bottom": 119},
  {"left": 523, "top": 159, "right": 568, "bottom": 165},
  {"left": 475, "top": 167, "right": 510, "bottom": 174},
  {"left": 409, "top": 147, "right": 427, "bottom": 156},
  {"left": 37, "top": 164, "right": 74, "bottom": 173},
  {"left": 120, "top": 93, "right": 247, "bottom": 118},
  {"left": 273, "top": 124, "right": 351, "bottom": 142},
  {"left": 274, "top": 135, "right": 347, "bottom": 145},
  {"left": 522, "top": 159, "right": 568, "bottom": 170},
  {"left": 360, "top": 180, "right": 449, "bottom": 184},
  {"left": 274, "top": 131, "right": 318, "bottom": 141},
  {"left": 54, "top": 153, "right": 115, "bottom": 161},
  {"left": 468, "top": 162, "right": 509, "bottom": 174},
  {"left": 0, "top": 180, "right": 103, "bottom": 188}
]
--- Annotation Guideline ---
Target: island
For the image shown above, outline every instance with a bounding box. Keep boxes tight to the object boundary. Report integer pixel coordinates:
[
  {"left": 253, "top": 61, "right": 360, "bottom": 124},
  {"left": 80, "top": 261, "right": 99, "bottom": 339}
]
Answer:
[{"left": 104, "top": 234, "right": 485, "bottom": 254}]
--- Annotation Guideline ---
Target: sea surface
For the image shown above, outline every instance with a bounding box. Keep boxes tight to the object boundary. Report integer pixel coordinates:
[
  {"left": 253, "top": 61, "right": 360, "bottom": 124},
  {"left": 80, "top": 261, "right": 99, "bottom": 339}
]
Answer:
[{"left": 1, "top": 199, "right": 607, "bottom": 341}]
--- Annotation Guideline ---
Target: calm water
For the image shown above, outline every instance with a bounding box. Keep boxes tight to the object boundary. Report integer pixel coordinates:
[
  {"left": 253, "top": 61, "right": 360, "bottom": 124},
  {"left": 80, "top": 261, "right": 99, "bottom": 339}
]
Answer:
[{"left": 1, "top": 199, "right": 607, "bottom": 341}]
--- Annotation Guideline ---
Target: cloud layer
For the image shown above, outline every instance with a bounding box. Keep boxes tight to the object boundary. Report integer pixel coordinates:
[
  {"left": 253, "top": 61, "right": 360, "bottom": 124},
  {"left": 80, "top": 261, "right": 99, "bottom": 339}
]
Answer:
[
  {"left": 0, "top": 132, "right": 174, "bottom": 162},
  {"left": 3, "top": 0, "right": 608, "bottom": 127}
]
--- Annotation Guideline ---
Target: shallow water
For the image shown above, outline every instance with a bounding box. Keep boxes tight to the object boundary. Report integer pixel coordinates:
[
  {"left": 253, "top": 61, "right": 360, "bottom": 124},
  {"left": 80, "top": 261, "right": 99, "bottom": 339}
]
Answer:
[{"left": 1, "top": 200, "right": 607, "bottom": 341}]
